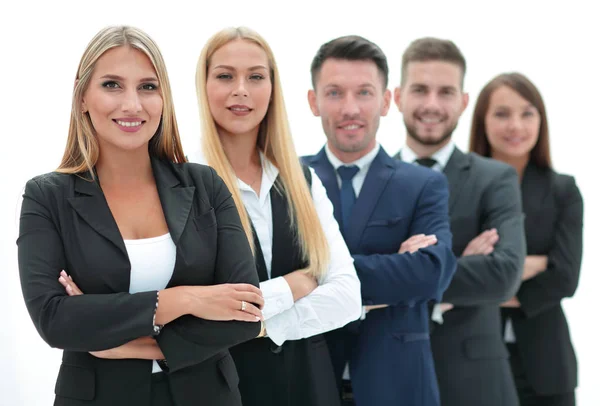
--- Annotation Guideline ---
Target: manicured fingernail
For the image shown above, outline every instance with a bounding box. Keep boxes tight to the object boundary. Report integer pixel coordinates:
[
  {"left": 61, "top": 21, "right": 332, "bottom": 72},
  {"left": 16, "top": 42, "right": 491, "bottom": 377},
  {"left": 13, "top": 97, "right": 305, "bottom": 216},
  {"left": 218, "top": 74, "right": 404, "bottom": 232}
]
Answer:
[{"left": 59, "top": 276, "right": 65, "bottom": 283}]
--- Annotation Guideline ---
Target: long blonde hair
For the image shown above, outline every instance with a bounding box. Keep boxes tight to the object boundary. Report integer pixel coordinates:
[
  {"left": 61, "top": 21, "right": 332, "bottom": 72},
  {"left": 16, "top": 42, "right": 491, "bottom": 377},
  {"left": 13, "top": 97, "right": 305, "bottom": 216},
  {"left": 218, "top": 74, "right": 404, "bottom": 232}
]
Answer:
[
  {"left": 58, "top": 26, "right": 185, "bottom": 176},
  {"left": 196, "top": 27, "right": 329, "bottom": 279}
]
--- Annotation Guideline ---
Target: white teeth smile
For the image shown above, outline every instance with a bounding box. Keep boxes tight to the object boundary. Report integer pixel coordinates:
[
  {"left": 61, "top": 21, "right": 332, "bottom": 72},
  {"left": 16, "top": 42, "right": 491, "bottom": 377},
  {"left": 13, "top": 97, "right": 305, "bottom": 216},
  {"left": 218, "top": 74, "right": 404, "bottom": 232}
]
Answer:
[
  {"left": 230, "top": 107, "right": 250, "bottom": 112},
  {"left": 419, "top": 117, "right": 442, "bottom": 124},
  {"left": 116, "top": 120, "right": 142, "bottom": 127},
  {"left": 342, "top": 125, "right": 360, "bottom": 130}
]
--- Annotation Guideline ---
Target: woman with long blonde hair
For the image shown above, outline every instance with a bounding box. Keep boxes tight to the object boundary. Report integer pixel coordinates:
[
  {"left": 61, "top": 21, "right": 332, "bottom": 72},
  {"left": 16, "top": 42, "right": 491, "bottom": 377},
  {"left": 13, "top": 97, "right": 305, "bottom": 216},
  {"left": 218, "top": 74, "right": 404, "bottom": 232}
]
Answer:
[
  {"left": 18, "top": 25, "right": 264, "bottom": 406},
  {"left": 188, "top": 27, "right": 362, "bottom": 406}
]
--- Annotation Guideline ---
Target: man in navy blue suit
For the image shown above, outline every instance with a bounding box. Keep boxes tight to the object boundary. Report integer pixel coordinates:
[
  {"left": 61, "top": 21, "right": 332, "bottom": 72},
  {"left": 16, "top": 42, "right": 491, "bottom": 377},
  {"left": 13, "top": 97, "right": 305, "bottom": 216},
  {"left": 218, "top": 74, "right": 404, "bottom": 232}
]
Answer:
[{"left": 302, "top": 35, "right": 457, "bottom": 406}]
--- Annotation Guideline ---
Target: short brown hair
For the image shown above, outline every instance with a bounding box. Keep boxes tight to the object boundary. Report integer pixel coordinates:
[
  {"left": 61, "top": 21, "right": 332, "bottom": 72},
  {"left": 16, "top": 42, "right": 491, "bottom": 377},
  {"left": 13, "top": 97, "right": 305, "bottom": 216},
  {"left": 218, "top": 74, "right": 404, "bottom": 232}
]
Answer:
[
  {"left": 468, "top": 72, "right": 552, "bottom": 169},
  {"left": 401, "top": 37, "right": 466, "bottom": 88},
  {"left": 311, "top": 35, "right": 389, "bottom": 89}
]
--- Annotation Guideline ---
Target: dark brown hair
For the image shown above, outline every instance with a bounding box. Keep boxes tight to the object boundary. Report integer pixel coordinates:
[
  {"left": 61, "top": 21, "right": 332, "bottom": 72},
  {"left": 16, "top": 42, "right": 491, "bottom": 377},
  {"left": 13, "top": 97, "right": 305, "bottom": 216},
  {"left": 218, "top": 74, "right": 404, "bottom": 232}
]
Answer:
[
  {"left": 401, "top": 37, "right": 466, "bottom": 88},
  {"left": 469, "top": 72, "right": 552, "bottom": 168},
  {"left": 310, "top": 35, "right": 389, "bottom": 89}
]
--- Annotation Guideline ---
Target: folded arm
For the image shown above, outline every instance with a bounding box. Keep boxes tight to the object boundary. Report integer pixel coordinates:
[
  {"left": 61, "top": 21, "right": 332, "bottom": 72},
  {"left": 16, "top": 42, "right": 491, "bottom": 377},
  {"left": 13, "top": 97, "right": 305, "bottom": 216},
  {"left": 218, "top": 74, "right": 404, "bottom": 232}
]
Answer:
[
  {"left": 260, "top": 169, "right": 362, "bottom": 346},
  {"left": 442, "top": 167, "right": 526, "bottom": 306},
  {"left": 353, "top": 173, "right": 456, "bottom": 306},
  {"left": 517, "top": 177, "right": 583, "bottom": 317}
]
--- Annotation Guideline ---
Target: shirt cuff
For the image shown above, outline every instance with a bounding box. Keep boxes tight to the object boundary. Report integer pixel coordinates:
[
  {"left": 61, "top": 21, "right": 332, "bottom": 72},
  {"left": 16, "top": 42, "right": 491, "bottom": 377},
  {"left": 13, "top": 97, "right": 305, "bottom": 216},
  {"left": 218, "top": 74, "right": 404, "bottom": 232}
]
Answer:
[
  {"left": 431, "top": 304, "right": 445, "bottom": 324},
  {"left": 259, "top": 277, "right": 294, "bottom": 320}
]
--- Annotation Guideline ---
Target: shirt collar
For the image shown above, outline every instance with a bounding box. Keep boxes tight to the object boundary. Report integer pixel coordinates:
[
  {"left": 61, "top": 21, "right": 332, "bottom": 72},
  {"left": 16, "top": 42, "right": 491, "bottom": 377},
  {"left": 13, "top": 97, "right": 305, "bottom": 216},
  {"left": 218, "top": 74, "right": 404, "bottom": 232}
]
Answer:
[
  {"left": 325, "top": 143, "right": 381, "bottom": 172},
  {"left": 401, "top": 140, "right": 455, "bottom": 170}
]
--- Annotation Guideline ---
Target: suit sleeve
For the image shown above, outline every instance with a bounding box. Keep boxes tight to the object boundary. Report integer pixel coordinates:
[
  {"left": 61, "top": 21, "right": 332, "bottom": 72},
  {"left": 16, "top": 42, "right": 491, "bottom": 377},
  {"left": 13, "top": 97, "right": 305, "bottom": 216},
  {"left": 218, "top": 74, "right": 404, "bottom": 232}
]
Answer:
[
  {"left": 352, "top": 172, "right": 457, "bottom": 305},
  {"left": 442, "top": 166, "right": 526, "bottom": 306},
  {"left": 156, "top": 167, "right": 261, "bottom": 372},
  {"left": 517, "top": 176, "right": 583, "bottom": 318},
  {"left": 17, "top": 178, "right": 158, "bottom": 352}
]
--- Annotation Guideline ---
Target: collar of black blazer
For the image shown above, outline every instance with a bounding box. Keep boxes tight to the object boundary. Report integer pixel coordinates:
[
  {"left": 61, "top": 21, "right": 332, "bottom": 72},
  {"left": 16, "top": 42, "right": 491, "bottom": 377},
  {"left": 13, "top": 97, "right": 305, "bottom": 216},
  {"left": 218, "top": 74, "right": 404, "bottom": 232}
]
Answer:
[{"left": 68, "top": 157, "right": 195, "bottom": 257}]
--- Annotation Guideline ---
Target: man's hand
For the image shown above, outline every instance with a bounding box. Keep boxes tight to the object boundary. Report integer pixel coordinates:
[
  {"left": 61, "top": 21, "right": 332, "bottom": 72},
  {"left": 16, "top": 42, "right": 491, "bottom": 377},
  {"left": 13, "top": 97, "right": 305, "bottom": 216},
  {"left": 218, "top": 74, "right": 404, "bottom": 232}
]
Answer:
[
  {"left": 399, "top": 234, "right": 438, "bottom": 254},
  {"left": 462, "top": 229, "right": 499, "bottom": 256},
  {"left": 501, "top": 297, "right": 521, "bottom": 308}
]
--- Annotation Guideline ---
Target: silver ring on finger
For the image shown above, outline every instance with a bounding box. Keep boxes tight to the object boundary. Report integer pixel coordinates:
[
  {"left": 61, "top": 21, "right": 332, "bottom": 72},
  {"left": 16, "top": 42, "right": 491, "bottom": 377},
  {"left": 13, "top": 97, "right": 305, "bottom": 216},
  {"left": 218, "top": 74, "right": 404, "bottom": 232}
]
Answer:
[{"left": 241, "top": 300, "right": 247, "bottom": 311}]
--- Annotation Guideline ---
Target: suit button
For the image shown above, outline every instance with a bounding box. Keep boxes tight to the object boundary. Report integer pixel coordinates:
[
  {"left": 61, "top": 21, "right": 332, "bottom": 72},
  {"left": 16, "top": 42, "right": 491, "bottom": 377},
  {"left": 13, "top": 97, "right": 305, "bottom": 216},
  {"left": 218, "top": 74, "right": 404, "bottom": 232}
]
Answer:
[{"left": 270, "top": 343, "right": 283, "bottom": 354}]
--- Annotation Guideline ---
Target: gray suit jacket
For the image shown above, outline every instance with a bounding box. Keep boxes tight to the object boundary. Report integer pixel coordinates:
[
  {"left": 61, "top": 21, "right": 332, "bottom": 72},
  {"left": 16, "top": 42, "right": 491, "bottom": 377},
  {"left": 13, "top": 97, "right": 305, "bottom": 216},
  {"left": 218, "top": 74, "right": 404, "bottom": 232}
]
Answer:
[{"left": 396, "top": 147, "right": 526, "bottom": 406}]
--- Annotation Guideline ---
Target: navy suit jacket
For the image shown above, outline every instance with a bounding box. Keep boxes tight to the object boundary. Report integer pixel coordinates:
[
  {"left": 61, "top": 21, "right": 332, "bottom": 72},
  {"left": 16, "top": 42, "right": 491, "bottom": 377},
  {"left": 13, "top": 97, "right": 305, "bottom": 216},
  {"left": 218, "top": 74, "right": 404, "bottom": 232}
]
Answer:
[{"left": 302, "top": 147, "right": 456, "bottom": 406}]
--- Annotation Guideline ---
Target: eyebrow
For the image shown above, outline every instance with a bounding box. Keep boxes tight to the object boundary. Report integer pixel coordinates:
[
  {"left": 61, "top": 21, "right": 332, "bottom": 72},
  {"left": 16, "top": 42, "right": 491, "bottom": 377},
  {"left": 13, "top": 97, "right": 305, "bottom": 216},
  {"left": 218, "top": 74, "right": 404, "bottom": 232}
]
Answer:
[
  {"left": 212, "top": 64, "right": 268, "bottom": 71},
  {"left": 493, "top": 104, "right": 536, "bottom": 110},
  {"left": 99, "top": 74, "right": 159, "bottom": 82},
  {"left": 324, "top": 83, "right": 377, "bottom": 89}
]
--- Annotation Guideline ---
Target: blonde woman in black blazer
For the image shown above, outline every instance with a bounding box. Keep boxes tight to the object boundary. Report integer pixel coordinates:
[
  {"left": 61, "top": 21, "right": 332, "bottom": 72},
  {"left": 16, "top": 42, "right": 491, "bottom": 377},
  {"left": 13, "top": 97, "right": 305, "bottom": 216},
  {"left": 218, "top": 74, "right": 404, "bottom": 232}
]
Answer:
[
  {"left": 17, "top": 26, "right": 263, "bottom": 406},
  {"left": 469, "top": 72, "right": 584, "bottom": 406}
]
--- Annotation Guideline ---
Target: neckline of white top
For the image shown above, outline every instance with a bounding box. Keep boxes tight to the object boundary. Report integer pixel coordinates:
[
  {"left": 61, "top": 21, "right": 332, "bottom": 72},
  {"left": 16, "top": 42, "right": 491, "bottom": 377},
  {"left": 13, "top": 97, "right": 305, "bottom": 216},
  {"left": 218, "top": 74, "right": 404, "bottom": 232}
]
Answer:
[{"left": 123, "top": 233, "right": 171, "bottom": 245}]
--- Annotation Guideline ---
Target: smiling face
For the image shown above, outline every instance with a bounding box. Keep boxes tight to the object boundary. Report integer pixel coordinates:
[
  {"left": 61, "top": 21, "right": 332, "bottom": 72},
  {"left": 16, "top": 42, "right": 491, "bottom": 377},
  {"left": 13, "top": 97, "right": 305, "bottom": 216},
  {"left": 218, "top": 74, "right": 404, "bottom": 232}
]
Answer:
[
  {"left": 205, "top": 39, "right": 272, "bottom": 139},
  {"left": 395, "top": 61, "right": 468, "bottom": 148},
  {"left": 484, "top": 85, "right": 541, "bottom": 160},
  {"left": 82, "top": 46, "right": 163, "bottom": 155},
  {"left": 308, "top": 58, "right": 391, "bottom": 162}
]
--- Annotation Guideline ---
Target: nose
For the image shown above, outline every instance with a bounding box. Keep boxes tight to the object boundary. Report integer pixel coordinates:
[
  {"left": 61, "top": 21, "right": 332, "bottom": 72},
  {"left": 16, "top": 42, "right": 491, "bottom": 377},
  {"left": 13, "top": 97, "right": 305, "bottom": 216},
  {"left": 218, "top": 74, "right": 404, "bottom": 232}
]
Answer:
[
  {"left": 507, "top": 115, "right": 524, "bottom": 131},
  {"left": 122, "top": 88, "right": 142, "bottom": 113},
  {"left": 340, "top": 93, "right": 360, "bottom": 117},
  {"left": 423, "top": 92, "right": 441, "bottom": 110},
  {"left": 232, "top": 77, "right": 249, "bottom": 98}
]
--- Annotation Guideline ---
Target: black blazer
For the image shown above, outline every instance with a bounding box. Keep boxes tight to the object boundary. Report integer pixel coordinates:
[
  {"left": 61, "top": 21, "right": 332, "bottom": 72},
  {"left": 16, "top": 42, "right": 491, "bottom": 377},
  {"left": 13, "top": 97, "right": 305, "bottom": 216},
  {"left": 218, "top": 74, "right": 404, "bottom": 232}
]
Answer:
[
  {"left": 17, "top": 158, "right": 261, "bottom": 406},
  {"left": 503, "top": 163, "right": 583, "bottom": 395},
  {"left": 397, "top": 148, "right": 526, "bottom": 406}
]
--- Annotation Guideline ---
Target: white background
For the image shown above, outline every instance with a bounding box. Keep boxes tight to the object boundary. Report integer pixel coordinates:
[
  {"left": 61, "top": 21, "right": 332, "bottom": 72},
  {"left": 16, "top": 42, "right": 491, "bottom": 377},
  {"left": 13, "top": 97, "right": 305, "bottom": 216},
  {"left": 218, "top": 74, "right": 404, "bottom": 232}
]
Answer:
[{"left": 1, "top": 0, "right": 597, "bottom": 404}]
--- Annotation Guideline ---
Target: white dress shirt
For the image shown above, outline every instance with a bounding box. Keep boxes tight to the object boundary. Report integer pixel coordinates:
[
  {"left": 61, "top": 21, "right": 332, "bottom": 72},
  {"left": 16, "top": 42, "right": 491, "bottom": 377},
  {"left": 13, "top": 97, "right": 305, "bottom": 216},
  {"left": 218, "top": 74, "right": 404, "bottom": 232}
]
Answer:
[
  {"left": 187, "top": 150, "right": 362, "bottom": 346},
  {"left": 398, "top": 140, "right": 455, "bottom": 172},
  {"left": 324, "top": 143, "right": 380, "bottom": 197}
]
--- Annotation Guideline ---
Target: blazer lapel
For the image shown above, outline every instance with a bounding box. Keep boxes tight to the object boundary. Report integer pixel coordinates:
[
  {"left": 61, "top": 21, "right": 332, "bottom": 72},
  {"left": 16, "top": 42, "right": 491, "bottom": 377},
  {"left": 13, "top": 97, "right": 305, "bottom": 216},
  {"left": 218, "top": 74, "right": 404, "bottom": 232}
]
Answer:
[
  {"left": 151, "top": 158, "right": 195, "bottom": 247},
  {"left": 345, "top": 148, "right": 394, "bottom": 251},
  {"left": 443, "top": 147, "right": 471, "bottom": 213},
  {"left": 521, "top": 163, "right": 552, "bottom": 213},
  {"left": 68, "top": 173, "right": 128, "bottom": 259},
  {"left": 307, "top": 148, "right": 343, "bottom": 226}
]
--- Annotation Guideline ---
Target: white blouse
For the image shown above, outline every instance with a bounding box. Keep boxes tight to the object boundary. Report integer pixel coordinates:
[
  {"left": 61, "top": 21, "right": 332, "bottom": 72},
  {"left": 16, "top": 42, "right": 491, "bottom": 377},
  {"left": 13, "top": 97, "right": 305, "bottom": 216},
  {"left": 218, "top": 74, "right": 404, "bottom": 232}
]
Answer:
[
  {"left": 187, "top": 150, "right": 362, "bottom": 345},
  {"left": 125, "top": 233, "right": 176, "bottom": 373}
]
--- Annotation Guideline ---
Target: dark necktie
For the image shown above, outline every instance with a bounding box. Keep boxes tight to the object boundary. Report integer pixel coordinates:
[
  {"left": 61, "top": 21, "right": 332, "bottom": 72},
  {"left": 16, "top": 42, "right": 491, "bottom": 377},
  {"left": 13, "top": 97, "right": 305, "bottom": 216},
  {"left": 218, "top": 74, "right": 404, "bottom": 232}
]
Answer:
[
  {"left": 337, "top": 165, "right": 360, "bottom": 235},
  {"left": 415, "top": 157, "right": 438, "bottom": 168}
]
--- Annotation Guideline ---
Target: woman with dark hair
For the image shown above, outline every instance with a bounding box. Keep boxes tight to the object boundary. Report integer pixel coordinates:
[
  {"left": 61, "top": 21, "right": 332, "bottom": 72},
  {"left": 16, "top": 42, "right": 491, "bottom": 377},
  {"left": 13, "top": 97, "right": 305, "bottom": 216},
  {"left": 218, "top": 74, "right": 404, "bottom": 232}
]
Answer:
[{"left": 469, "top": 72, "right": 583, "bottom": 406}]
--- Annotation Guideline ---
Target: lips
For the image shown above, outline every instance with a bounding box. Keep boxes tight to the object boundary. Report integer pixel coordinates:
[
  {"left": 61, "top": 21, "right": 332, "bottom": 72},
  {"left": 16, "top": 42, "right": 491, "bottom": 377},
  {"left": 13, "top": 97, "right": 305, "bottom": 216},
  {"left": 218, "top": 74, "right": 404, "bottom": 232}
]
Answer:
[{"left": 227, "top": 105, "right": 252, "bottom": 112}]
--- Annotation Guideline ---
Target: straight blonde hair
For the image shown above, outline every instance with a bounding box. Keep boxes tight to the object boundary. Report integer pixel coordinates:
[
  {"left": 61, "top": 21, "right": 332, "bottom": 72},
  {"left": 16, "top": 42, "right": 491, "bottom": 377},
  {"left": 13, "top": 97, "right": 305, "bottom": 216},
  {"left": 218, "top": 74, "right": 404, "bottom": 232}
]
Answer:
[
  {"left": 196, "top": 27, "right": 329, "bottom": 279},
  {"left": 58, "top": 26, "right": 185, "bottom": 176}
]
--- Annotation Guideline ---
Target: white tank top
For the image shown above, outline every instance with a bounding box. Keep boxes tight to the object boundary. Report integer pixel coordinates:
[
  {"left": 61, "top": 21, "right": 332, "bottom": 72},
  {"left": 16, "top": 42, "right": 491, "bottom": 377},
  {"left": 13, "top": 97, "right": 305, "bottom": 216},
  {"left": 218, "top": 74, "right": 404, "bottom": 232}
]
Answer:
[{"left": 125, "top": 233, "right": 176, "bottom": 373}]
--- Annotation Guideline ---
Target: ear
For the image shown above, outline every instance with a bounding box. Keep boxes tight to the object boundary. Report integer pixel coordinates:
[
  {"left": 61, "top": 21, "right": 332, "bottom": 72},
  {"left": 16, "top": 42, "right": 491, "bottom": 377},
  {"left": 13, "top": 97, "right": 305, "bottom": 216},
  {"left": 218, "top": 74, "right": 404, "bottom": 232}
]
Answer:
[
  {"left": 307, "top": 89, "right": 320, "bottom": 117},
  {"left": 381, "top": 89, "right": 392, "bottom": 117},
  {"left": 393, "top": 86, "right": 403, "bottom": 112},
  {"left": 460, "top": 92, "right": 470, "bottom": 114}
]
